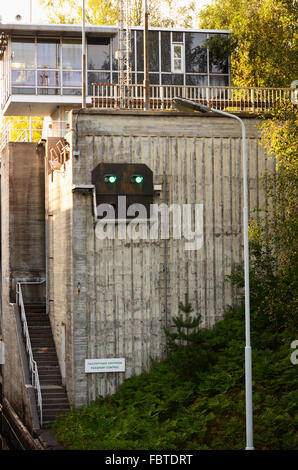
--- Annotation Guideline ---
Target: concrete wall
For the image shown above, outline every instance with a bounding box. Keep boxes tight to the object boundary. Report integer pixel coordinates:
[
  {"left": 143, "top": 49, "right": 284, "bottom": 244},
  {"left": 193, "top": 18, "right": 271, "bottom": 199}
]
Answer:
[
  {"left": 1, "top": 143, "right": 45, "bottom": 301},
  {"left": 46, "top": 135, "right": 74, "bottom": 403},
  {"left": 48, "top": 110, "right": 273, "bottom": 407},
  {"left": 1, "top": 142, "right": 45, "bottom": 429}
]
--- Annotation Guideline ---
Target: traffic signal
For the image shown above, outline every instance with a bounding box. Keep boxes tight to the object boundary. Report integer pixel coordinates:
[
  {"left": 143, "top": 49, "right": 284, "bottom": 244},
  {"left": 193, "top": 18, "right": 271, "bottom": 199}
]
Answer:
[
  {"left": 130, "top": 175, "right": 144, "bottom": 184},
  {"left": 92, "top": 163, "right": 153, "bottom": 219},
  {"left": 104, "top": 174, "right": 117, "bottom": 184}
]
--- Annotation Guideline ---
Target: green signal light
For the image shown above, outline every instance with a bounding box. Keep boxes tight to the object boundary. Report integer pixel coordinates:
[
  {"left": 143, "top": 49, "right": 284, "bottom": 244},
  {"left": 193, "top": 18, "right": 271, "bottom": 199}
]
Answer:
[
  {"left": 104, "top": 174, "right": 117, "bottom": 184},
  {"left": 131, "top": 175, "right": 144, "bottom": 184}
]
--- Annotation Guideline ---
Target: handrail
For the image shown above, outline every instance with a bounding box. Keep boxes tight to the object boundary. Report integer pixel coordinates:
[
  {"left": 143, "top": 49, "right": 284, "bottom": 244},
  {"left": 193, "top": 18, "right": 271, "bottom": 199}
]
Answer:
[
  {"left": 92, "top": 83, "right": 291, "bottom": 113},
  {"left": 16, "top": 280, "right": 45, "bottom": 427}
]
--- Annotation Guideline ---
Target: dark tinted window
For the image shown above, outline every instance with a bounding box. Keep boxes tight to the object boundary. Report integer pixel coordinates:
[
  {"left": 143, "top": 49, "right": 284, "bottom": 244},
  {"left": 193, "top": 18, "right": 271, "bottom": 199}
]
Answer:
[
  {"left": 210, "top": 75, "right": 229, "bottom": 86},
  {"left": 161, "top": 74, "right": 184, "bottom": 85},
  {"left": 87, "top": 38, "right": 110, "bottom": 70},
  {"left": 88, "top": 71, "right": 110, "bottom": 94},
  {"left": 160, "top": 32, "right": 171, "bottom": 72},
  {"left": 186, "top": 75, "right": 208, "bottom": 86},
  {"left": 111, "top": 34, "right": 119, "bottom": 71},
  {"left": 185, "top": 33, "right": 207, "bottom": 73},
  {"left": 172, "top": 32, "right": 183, "bottom": 42},
  {"left": 136, "top": 30, "right": 143, "bottom": 71},
  {"left": 208, "top": 34, "right": 229, "bottom": 74},
  {"left": 148, "top": 31, "right": 159, "bottom": 72},
  {"left": 149, "top": 73, "right": 159, "bottom": 84}
]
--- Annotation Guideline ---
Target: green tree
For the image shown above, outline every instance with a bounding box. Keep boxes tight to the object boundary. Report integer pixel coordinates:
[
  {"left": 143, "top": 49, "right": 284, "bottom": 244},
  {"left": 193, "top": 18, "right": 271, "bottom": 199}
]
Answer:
[
  {"left": 39, "top": 0, "right": 196, "bottom": 27},
  {"left": 199, "top": 0, "right": 298, "bottom": 87},
  {"left": 230, "top": 102, "right": 298, "bottom": 336}
]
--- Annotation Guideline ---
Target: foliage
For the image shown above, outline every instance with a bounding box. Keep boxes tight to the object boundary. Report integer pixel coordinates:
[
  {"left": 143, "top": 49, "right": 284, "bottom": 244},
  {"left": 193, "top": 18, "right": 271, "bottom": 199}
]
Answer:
[
  {"left": 39, "top": 0, "right": 196, "bottom": 27},
  {"left": 199, "top": 0, "right": 298, "bottom": 87},
  {"left": 53, "top": 305, "right": 297, "bottom": 450},
  {"left": 230, "top": 102, "right": 298, "bottom": 335},
  {"left": 0, "top": 116, "right": 43, "bottom": 147}
]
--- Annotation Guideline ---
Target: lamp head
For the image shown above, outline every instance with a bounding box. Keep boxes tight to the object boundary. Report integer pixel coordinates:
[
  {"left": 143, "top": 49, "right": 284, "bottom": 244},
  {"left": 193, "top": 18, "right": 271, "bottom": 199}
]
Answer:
[{"left": 172, "top": 97, "right": 211, "bottom": 113}]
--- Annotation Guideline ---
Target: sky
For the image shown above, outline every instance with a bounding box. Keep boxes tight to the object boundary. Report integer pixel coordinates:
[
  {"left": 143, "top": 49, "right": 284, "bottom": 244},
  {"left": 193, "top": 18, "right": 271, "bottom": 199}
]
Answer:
[{"left": 0, "top": 0, "right": 212, "bottom": 24}]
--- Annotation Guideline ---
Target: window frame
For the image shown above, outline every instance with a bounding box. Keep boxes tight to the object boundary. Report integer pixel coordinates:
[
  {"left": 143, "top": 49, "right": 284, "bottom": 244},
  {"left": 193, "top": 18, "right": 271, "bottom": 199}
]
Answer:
[{"left": 171, "top": 42, "right": 184, "bottom": 74}]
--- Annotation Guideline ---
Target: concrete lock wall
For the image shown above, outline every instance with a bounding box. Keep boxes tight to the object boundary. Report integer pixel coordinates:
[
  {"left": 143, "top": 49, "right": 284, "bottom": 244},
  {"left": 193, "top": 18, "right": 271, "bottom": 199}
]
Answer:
[
  {"left": 48, "top": 110, "right": 274, "bottom": 407},
  {"left": 1, "top": 143, "right": 45, "bottom": 429}
]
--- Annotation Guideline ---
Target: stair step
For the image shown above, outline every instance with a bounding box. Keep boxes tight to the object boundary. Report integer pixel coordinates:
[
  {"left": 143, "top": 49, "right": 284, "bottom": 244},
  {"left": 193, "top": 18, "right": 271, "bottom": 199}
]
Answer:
[{"left": 43, "top": 404, "right": 70, "bottom": 410}]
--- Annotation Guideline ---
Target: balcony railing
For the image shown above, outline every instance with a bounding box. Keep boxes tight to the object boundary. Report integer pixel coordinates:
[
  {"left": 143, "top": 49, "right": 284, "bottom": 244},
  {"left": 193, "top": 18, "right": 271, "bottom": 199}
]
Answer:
[
  {"left": 0, "top": 119, "right": 69, "bottom": 153},
  {"left": 92, "top": 83, "right": 291, "bottom": 113}
]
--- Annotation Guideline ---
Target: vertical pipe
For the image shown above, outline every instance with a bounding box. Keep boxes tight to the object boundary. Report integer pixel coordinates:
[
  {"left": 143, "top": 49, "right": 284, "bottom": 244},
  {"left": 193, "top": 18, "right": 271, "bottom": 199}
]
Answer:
[
  {"left": 82, "top": 0, "right": 86, "bottom": 108},
  {"left": 143, "top": 0, "right": 150, "bottom": 110}
]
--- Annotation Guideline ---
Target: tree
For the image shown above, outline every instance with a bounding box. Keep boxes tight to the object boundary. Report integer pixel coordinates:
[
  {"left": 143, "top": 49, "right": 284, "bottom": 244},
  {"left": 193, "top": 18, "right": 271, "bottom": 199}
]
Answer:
[
  {"left": 230, "top": 102, "right": 298, "bottom": 335},
  {"left": 39, "top": 0, "right": 196, "bottom": 28},
  {"left": 199, "top": 0, "right": 298, "bottom": 87}
]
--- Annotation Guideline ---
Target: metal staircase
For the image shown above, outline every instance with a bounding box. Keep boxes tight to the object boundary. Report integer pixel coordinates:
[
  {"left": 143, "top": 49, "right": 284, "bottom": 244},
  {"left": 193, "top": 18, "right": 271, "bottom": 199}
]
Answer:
[{"left": 25, "top": 303, "right": 70, "bottom": 426}]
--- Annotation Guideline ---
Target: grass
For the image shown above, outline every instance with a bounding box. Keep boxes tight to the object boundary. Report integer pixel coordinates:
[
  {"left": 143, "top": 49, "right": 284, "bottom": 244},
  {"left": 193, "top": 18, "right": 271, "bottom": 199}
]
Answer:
[{"left": 52, "top": 305, "right": 298, "bottom": 450}]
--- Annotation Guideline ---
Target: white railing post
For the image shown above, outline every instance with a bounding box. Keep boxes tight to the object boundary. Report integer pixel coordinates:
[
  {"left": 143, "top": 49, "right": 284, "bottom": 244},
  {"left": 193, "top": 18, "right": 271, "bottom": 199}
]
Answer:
[{"left": 17, "top": 281, "right": 45, "bottom": 427}]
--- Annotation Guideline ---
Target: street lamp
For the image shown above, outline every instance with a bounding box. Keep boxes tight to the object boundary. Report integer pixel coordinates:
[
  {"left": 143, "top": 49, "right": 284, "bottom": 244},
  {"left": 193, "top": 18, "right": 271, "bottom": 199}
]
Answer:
[{"left": 172, "top": 97, "right": 254, "bottom": 450}]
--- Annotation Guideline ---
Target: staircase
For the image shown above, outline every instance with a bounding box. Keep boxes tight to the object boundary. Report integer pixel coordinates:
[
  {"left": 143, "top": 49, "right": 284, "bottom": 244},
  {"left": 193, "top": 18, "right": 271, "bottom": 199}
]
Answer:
[{"left": 25, "top": 303, "right": 70, "bottom": 427}]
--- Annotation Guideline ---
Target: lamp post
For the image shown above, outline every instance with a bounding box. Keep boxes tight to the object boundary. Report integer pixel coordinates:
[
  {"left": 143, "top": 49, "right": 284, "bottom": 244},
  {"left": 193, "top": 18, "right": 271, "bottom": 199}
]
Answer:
[
  {"left": 172, "top": 97, "right": 254, "bottom": 450},
  {"left": 82, "top": 0, "right": 86, "bottom": 108}
]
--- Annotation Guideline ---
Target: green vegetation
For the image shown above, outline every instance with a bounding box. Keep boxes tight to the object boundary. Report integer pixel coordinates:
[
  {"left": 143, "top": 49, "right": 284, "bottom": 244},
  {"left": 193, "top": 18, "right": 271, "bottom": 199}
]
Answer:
[
  {"left": 199, "top": 0, "right": 298, "bottom": 87},
  {"left": 53, "top": 304, "right": 297, "bottom": 450},
  {"left": 53, "top": 101, "right": 297, "bottom": 450}
]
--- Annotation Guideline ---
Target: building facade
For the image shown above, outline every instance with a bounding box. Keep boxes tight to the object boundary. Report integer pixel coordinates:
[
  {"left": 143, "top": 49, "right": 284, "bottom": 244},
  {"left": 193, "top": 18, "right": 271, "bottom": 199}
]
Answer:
[{"left": 0, "top": 23, "right": 230, "bottom": 115}]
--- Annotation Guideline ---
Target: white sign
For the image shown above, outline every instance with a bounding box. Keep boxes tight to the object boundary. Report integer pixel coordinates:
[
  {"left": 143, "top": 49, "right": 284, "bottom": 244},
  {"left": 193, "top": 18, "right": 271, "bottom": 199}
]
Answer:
[{"left": 85, "top": 358, "right": 125, "bottom": 373}]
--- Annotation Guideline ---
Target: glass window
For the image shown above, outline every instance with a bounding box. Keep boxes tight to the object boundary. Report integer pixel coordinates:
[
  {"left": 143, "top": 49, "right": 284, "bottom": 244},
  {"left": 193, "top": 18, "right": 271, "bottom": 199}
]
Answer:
[
  {"left": 149, "top": 73, "right": 159, "bottom": 85},
  {"left": 37, "top": 71, "right": 60, "bottom": 86},
  {"left": 210, "top": 75, "right": 229, "bottom": 86},
  {"left": 136, "top": 30, "right": 143, "bottom": 71},
  {"left": 162, "top": 74, "right": 184, "bottom": 85},
  {"left": 112, "top": 72, "right": 119, "bottom": 83},
  {"left": 12, "top": 70, "right": 35, "bottom": 86},
  {"left": 172, "top": 32, "right": 183, "bottom": 43},
  {"left": 111, "top": 34, "right": 119, "bottom": 71},
  {"left": 209, "top": 34, "right": 229, "bottom": 74},
  {"left": 11, "top": 38, "right": 35, "bottom": 69},
  {"left": 186, "top": 75, "right": 208, "bottom": 86},
  {"left": 62, "top": 88, "right": 81, "bottom": 95},
  {"left": 37, "top": 39, "right": 60, "bottom": 69},
  {"left": 172, "top": 44, "right": 183, "bottom": 73},
  {"left": 62, "top": 40, "right": 81, "bottom": 69},
  {"left": 148, "top": 31, "right": 159, "bottom": 72},
  {"left": 38, "top": 88, "right": 60, "bottom": 95},
  {"left": 12, "top": 87, "right": 35, "bottom": 94},
  {"left": 62, "top": 71, "right": 81, "bottom": 86},
  {"left": 88, "top": 71, "right": 110, "bottom": 95},
  {"left": 161, "top": 32, "right": 171, "bottom": 72},
  {"left": 87, "top": 38, "right": 110, "bottom": 70},
  {"left": 185, "top": 33, "right": 207, "bottom": 73},
  {"left": 137, "top": 73, "right": 144, "bottom": 84}
]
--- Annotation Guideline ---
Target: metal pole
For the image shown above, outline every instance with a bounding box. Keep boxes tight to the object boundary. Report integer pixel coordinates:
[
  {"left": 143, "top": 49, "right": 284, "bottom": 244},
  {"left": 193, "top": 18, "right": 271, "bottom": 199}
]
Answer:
[
  {"left": 82, "top": 0, "right": 86, "bottom": 108},
  {"left": 206, "top": 108, "right": 254, "bottom": 450},
  {"left": 143, "top": 0, "right": 150, "bottom": 110},
  {"left": 172, "top": 98, "right": 254, "bottom": 450}
]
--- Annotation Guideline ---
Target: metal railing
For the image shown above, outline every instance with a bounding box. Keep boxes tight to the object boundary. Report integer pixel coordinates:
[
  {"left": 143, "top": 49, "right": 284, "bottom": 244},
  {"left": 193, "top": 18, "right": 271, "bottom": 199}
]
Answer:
[
  {"left": 92, "top": 83, "right": 291, "bottom": 113},
  {"left": 16, "top": 281, "right": 45, "bottom": 427},
  {"left": 0, "top": 119, "right": 69, "bottom": 153}
]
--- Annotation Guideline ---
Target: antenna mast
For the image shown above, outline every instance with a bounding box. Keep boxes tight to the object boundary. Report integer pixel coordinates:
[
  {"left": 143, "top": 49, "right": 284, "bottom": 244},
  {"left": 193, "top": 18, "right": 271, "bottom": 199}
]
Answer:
[{"left": 118, "top": 0, "right": 132, "bottom": 108}]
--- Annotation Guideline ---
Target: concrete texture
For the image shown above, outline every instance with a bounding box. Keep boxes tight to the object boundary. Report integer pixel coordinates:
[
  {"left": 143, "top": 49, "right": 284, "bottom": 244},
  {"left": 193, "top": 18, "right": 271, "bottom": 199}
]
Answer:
[
  {"left": 47, "top": 110, "right": 274, "bottom": 407},
  {"left": 1, "top": 142, "right": 46, "bottom": 430}
]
